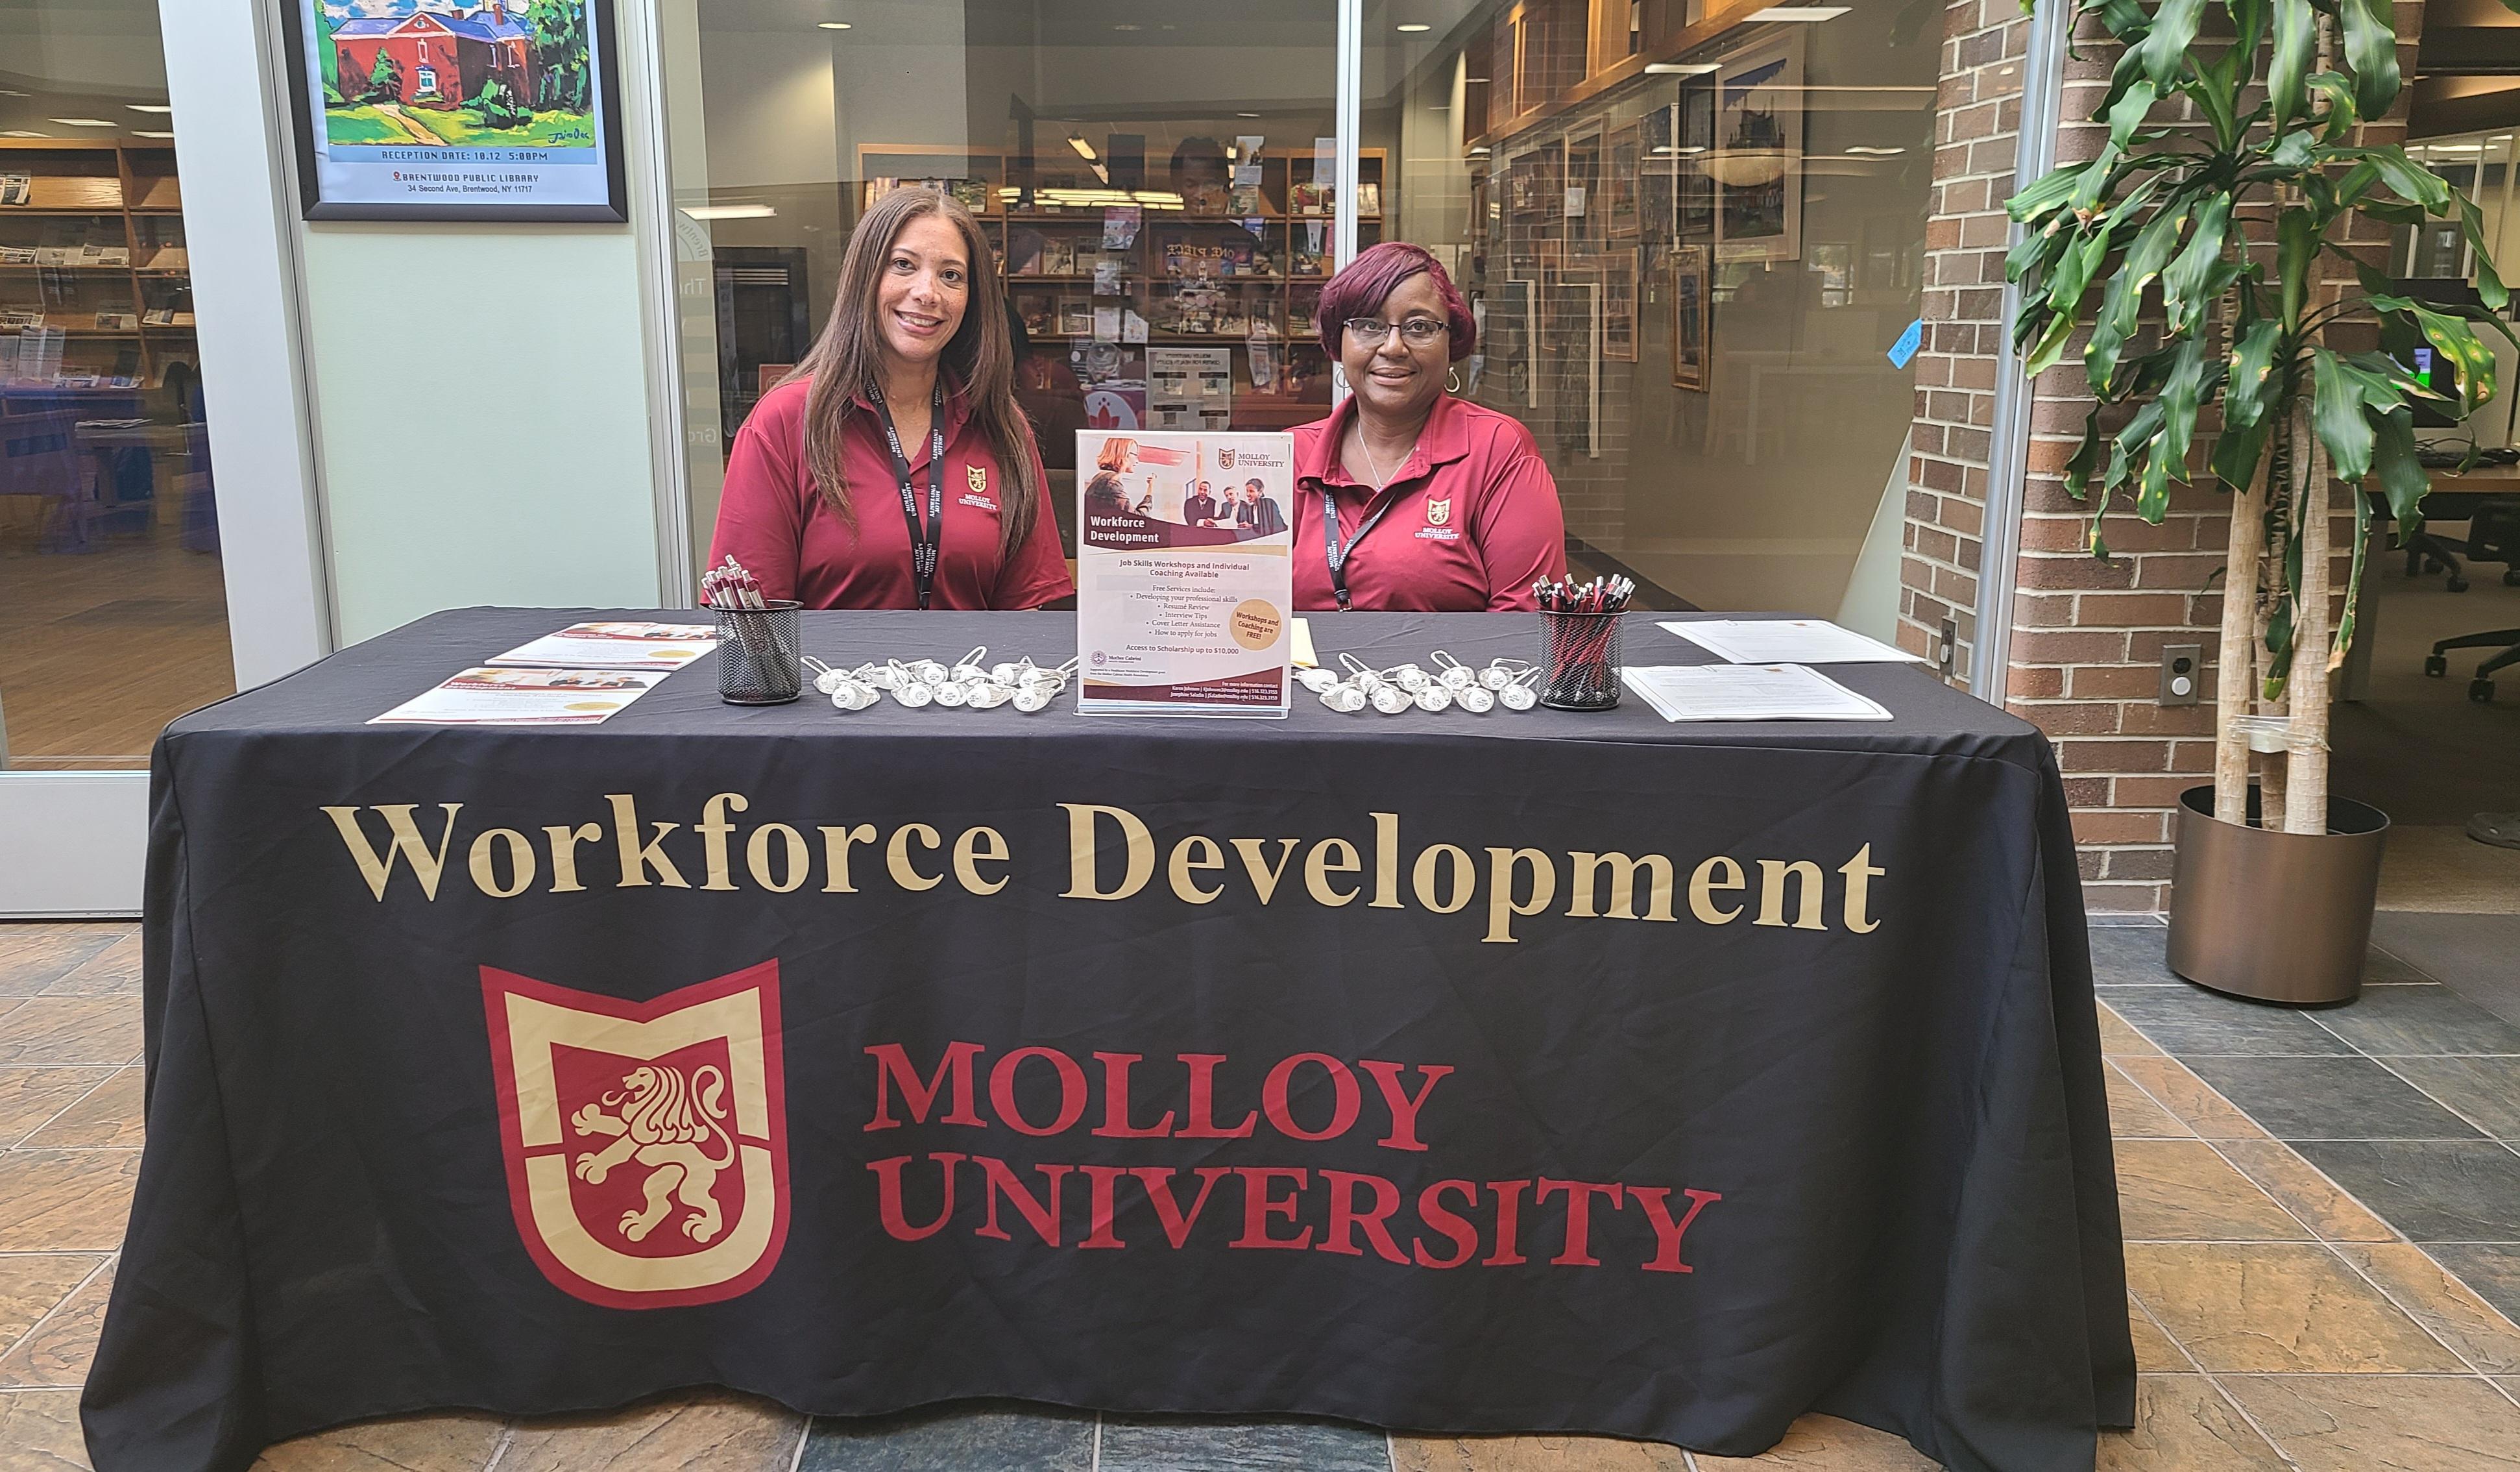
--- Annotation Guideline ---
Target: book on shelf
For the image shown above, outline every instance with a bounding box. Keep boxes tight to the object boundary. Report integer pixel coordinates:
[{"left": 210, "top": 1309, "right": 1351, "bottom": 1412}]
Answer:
[
  {"left": 0, "top": 310, "right": 47, "bottom": 330},
  {"left": 0, "top": 246, "right": 34, "bottom": 265},
  {"left": 0, "top": 174, "right": 29, "bottom": 207},
  {"left": 1355, "top": 182, "right": 1381, "bottom": 216},
  {"left": 1228, "top": 186, "right": 1264, "bottom": 215},
  {"left": 93, "top": 312, "right": 138, "bottom": 332}
]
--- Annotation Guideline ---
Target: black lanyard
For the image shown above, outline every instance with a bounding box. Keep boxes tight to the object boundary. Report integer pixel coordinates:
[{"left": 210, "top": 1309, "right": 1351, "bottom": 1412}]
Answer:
[
  {"left": 1320, "top": 489, "right": 1401, "bottom": 612},
  {"left": 871, "top": 383, "right": 947, "bottom": 609}
]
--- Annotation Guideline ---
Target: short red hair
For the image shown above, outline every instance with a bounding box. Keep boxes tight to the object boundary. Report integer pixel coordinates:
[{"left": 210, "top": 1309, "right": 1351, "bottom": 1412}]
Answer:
[{"left": 1316, "top": 241, "right": 1477, "bottom": 362}]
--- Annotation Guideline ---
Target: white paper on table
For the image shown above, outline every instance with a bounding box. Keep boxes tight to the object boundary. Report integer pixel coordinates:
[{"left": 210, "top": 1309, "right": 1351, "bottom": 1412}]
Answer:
[
  {"left": 487, "top": 622, "right": 718, "bottom": 670},
  {"left": 1291, "top": 617, "right": 1318, "bottom": 669},
  {"left": 1620, "top": 664, "right": 1893, "bottom": 722},
  {"left": 370, "top": 667, "right": 672, "bottom": 726},
  {"left": 1658, "top": 619, "right": 1927, "bottom": 665}
]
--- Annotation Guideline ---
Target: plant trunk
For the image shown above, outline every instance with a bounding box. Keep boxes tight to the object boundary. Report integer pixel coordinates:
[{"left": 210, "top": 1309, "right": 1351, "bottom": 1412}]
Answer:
[
  {"left": 2214, "top": 456, "right": 2268, "bottom": 824},
  {"left": 2284, "top": 416, "right": 2332, "bottom": 835}
]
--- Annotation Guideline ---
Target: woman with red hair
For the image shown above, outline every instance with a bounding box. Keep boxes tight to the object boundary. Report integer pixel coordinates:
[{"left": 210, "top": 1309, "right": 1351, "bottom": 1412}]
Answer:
[{"left": 1292, "top": 241, "right": 1566, "bottom": 611}]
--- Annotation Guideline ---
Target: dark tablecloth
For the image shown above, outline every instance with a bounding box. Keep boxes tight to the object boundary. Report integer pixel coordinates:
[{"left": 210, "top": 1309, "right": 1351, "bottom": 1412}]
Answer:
[{"left": 86, "top": 609, "right": 2131, "bottom": 1471}]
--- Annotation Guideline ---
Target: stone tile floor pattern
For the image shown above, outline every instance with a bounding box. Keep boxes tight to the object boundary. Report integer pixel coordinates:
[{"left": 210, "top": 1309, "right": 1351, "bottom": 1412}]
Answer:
[{"left": 6, "top": 920, "right": 2520, "bottom": 1469}]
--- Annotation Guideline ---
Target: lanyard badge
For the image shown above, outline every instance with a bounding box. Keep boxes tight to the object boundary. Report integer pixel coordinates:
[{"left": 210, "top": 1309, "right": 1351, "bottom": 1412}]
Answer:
[{"left": 871, "top": 382, "right": 949, "bottom": 609}]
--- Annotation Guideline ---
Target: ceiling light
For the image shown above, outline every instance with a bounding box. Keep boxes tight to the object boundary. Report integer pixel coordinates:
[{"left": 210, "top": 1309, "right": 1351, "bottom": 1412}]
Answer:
[
  {"left": 131, "top": 130, "right": 176, "bottom": 140},
  {"left": 1746, "top": 5, "right": 1850, "bottom": 18},
  {"left": 51, "top": 118, "right": 118, "bottom": 128},
  {"left": 684, "top": 204, "right": 776, "bottom": 219},
  {"left": 1235, "top": 112, "right": 1261, "bottom": 118},
  {"left": 0, "top": 129, "right": 50, "bottom": 138},
  {"left": 0, "top": 90, "right": 26, "bottom": 98},
  {"left": 1111, "top": 23, "right": 1141, "bottom": 31},
  {"left": 1845, "top": 145, "right": 1905, "bottom": 155},
  {"left": 1468, "top": 145, "right": 1490, "bottom": 154},
  {"left": 127, "top": 104, "right": 173, "bottom": 114},
  {"left": 817, "top": 20, "right": 851, "bottom": 29},
  {"left": 1396, "top": 22, "right": 1431, "bottom": 31},
  {"left": 1644, "top": 62, "right": 1719, "bottom": 75},
  {"left": 1067, "top": 134, "right": 1098, "bottom": 162}
]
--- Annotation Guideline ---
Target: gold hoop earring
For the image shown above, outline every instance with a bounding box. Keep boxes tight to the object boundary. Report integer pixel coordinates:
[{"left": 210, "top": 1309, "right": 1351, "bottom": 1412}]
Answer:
[{"left": 1446, "top": 368, "right": 1463, "bottom": 394}]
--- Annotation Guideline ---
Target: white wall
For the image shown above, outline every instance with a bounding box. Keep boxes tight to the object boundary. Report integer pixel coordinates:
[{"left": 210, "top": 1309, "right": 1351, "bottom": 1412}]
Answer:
[{"left": 299, "top": 224, "right": 664, "bottom": 642}]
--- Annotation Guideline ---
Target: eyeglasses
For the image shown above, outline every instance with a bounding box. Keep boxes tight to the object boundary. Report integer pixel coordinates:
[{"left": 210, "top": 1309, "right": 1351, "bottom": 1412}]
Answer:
[{"left": 1344, "top": 317, "right": 1448, "bottom": 347}]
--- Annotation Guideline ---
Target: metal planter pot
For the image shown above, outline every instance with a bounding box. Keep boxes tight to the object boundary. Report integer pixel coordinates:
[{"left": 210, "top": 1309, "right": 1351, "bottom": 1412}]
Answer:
[{"left": 2166, "top": 785, "right": 2390, "bottom": 1006}]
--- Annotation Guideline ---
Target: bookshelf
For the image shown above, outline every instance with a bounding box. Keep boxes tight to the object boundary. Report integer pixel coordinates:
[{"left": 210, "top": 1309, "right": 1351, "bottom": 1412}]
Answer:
[
  {"left": 0, "top": 140, "right": 195, "bottom": 389},
  {"left": 849, "top": 144, "right": 1389, "bottom": 429}
]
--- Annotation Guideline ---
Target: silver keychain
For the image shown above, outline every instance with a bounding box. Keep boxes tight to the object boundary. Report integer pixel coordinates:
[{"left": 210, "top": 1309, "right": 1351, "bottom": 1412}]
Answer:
[
  {"left": 932, "top": 679, "right": 970, "bottom": 707},
  {"left": 966, "top": 680, "right": 1013, "bottom": 709},
  {"left": 1429, "top": 652, "right": 1481, "bottom": 693},
  {"left": 1387, "top": 663, "right": 1432, "bottom": 694},
  {"left": 1457, "top": 683, "right": 1497, "bottom": 714},
  {"left": 1412, "top": 683, "right": 1453, "bottom": 713},
  {"left": 1296, "top": 666, "right": 1346, "bottom": 694},
  {"left": 1320, "top": 682, "right": 1368, "bottom": 713},
  {"left": 1499, "top": 667, "right": 1542, "bottom": 711},
  {"left": 1481, "top": 658, "right": 1534, "bottom": 692},
  {"left": 1369, "top": 683, "right": 1412, "bottom": 715},
  {"left": 949, "top": 646, "right": 993, "bottom": 683}
]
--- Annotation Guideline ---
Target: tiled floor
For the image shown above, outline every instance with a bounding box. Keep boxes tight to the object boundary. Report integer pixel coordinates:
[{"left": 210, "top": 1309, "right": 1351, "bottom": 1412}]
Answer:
[{"left": 7, "top": 919, "right": 2520, "bottom": 1470}]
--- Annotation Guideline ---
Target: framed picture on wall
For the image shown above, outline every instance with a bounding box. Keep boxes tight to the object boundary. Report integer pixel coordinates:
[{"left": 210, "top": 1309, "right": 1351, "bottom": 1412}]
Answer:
[
  {"left": 277, "top": 0, "right": 629, "bottom": 221},
  {"left": 1671, "top": 244, "right": 1711, "bottom": 391},
  {"left": 1677, "top": 79, "right": 1716, "bottom": 242},
  {"left": 1508, "top": 151, "right": 1546, "bottom": 217},
  {"left": 1713, "top": 32, "right": 1804, "bottom": 263},
  {"left": 1604, "top": 123, "right": 1642, "bottom": 240},
  {"left": 1601, "top": 247, "right": 1638, "bottom": 362},
  {"left": 1565, "top": 129, "right": 1601, "bottom": 238},
  {"left": 1639, "top": 104, "right": 1675, "bottom": 245}
]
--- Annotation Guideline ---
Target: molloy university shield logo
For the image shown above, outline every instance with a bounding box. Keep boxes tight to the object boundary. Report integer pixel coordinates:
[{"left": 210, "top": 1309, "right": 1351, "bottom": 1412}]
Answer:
[{"left": 483, "top": 962, "right": 789, "bottom": 1309}]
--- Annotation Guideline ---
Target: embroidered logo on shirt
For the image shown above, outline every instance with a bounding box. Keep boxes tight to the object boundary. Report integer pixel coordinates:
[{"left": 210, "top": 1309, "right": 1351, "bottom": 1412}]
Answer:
[
  {"left": 966, "top": 465, "right": 988, "bottom": 495},
  {"left": 1425, "top": 497, "right": 1453, "bottom": 528}
]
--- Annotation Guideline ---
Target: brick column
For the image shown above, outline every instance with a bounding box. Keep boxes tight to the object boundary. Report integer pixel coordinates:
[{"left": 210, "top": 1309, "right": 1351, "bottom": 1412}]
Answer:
[{"left": 1908, "top": 1, "right": 2421, "bottom": 914}]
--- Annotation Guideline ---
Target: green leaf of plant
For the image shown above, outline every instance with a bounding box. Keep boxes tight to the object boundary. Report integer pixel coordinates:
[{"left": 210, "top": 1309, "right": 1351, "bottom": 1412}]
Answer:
[
  {"left": 2338, "top": 0, "right": 2401, "bottom": 121},
  {"left": 2136, "top": 439, "right": 2175, "bottom": 521},
  {"left": 2369, "top": 404, "right": 2430, "bottom": 523},
  {"left": 2222, "top": 318, "right": 2286, "bottom": 432},
  {"left": 2306, "top": 71, "right": 2360, "bottom": 140},
  {"left": 2229, "top": 0, "right": 2271, "bottom": 79},
  {"left": 2138, "top": 0, "right": 2208, "bottom": 87},
  {"left": 2311, "top": 347, "right": 2378, "bottom": 483},
  {"left": 2211, "top": 411, "right": 2275, "bottom": 491},
  {"left": 2005, "top": 164, "right": 2081, "bottom": 225},
  {"left": 2278, "top": 206, "right": 2321, "bottom": 332},
  {"left": 2355, "top": 147, "right": 2453, "bottom": 214},
  {"left": 2085, "top": 271, "right": 2140, "bottom": 395},
  {"left": 2061, "top": 408, "right": 2105, "bottom": 501},
  {"left": 2163, "top": 193, "right": 2232, "bottom": 334},
  {"left": 2158, "top": 336, "right": 2212, "bottom": 478},
  {"left": 2392, "top": 298, "right": 2498, "bottom": 414},
  {"left": 2267, "top": 0, "right": 2312, "bottom": 132},
  {"left": 2458, "top": 195, "right": 2513, "bottom": 310},
  {"left": 2194, "top": 48, "right": 2242, "bottom": 150},
  {"left": 2023, "top": 307, "right": 2079, "bottom": 378},
  {"left": 2107, "top": 79, "right": 2161, "bottom": 150},
  {"left": 2332, "top": 487, "right": 2372, "bottom": 669}
]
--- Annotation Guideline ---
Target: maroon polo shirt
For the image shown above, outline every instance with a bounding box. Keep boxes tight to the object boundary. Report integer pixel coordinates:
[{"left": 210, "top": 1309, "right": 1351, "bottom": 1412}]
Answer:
[
  {"left": 709, "top": 378, "right": 1074, "bottom": 611},
  {"left": 1289, "top": 392, "right": 1568, "bottom": 613}
]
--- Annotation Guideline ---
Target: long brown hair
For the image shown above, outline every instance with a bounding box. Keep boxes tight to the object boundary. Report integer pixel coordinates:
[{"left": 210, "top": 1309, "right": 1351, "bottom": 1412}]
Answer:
[{"left": 779, "top": 187, "right": 1039, "bottom": 559}]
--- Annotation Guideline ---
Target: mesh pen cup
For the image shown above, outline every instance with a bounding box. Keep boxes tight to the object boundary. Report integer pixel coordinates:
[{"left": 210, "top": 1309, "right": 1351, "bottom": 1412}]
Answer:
[
  {"left": 713, "top": 602, "right": 803, "bottom": 704},
  {"left": 1538, "top": 611, "right": 1623, "bottom": 711}
]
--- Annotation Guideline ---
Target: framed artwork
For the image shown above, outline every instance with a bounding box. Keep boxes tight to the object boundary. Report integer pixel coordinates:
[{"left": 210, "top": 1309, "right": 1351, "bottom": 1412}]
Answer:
[
  {"left": 1601, "top": 247, "right": 1638, "bottom": 362},
  {"left": 1677, "top": 79, "right": 1716, "bottom": 242},
  {"left": 1564, "top": 129, "right": 1601, "bottom": 238},
  {"left": 1507, "top": 150, "right": 1547, "bottom": 217},
  {"left": 278, "top": 0, "right": 627, "bottom": 221},
  {"left": 1605, "top": 122, "right": 1642, "bottom": 239},
  {"left": 1713, "top": 32, "right": 1804, "bottom": 263},
  {"left": 1638, "top": 104, "right": 1675, "bottom": 245},
  {"left": 1671, "top": 243, "right": 1711, "bottom": 391}
]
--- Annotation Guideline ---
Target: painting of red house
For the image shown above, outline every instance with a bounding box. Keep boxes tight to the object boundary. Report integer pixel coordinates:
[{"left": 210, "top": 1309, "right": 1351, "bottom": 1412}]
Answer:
[{"left": 332, "top": 5, "right": 537, "bottom": 110}]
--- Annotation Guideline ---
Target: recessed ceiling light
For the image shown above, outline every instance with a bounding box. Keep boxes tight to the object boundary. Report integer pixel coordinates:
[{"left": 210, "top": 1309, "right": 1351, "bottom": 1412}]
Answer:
[
  {"left": 0, "top": 90, "right": 26, "bottom": 99},
  {"left": 127, "top": 104, "right": 173, "bottom": 114},
  {"left": 1845, "top": 145, "right": 1905, "bottom": 155},
  {"left": 1235, "top": 112, "right": 1261, "bottom": 118},
  {"left": 817, "top": 20, "right": 849, "bottom": 29},
  {"left": 1396, "top": 22, "right": 1431, "bottom": 31},
  {"left": 1644, "top": 62, "right": 1719, "bottom": 75},
  {"left": 1747, "top": 5, "right": 1850, "bottom": 18},
  {"left": 1111, "top": 23, "right": 1141, "bottom": 31},
  {"left": 51, "top": 118, "right": 118, "bottom": 128},
  {"left": 131, "top": 130, "right": 176, "bottom": 140},
  {"left": 684, "top": 204, "right": 777, "bottom": 219},
  {"left": 0, "top": 129, "right": 50, "bottom": 138}
]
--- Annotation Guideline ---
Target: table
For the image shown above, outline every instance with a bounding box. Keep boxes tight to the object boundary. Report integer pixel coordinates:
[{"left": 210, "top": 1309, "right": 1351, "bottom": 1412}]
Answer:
[
  {"left": 2342, "top": 467, "right": 2519, "bottom": 700},
  {"left": 85, "top": 609, "right": 2133, "bottom": 1472}
]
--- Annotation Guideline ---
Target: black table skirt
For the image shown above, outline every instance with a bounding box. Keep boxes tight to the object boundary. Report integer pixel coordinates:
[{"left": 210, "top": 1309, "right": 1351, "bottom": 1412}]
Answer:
[{"left": 84, "top": 609, "right": 2132, "bottom": 1472}]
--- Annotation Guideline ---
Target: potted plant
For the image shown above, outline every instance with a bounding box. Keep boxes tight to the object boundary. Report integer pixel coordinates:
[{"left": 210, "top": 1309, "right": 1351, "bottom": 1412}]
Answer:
[{"left": 2004, "top": 0, "right": 2510, "bottom": 1002}]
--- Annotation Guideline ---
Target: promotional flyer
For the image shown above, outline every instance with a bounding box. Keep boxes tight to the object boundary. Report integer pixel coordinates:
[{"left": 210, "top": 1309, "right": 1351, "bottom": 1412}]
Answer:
[{"left": 1076, "top": 431, "right": 1293, "bottom": 717}]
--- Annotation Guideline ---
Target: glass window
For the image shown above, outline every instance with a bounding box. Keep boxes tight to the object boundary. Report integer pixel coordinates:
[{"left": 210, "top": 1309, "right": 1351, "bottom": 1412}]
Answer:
[
  {"left": 1369, "top": 1, "right": 1937, "bottom": 628},
  {"left": 662, "top": 1, "right": 1343, "bottom": 569},
  {"left": 1, "top": 0, "right": 227, "bottom": 770}
]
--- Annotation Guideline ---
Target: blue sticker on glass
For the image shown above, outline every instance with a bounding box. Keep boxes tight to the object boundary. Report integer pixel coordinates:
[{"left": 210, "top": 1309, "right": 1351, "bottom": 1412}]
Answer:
[{"left": 1888, "top": 317, "right": 1924, "bottom": 369}]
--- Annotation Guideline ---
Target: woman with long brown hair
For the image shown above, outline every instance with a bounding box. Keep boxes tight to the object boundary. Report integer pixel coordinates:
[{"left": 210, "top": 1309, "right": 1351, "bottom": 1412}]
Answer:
[{"left": 709, "top": 187, "right": 1072, "bottom": 609}]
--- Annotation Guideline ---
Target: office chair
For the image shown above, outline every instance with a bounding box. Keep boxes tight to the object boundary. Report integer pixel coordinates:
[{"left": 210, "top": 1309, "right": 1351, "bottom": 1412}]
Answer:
[{"left": 2423, "top": 497, "right": 2520, "bottom": 700}]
